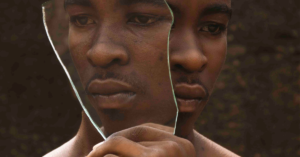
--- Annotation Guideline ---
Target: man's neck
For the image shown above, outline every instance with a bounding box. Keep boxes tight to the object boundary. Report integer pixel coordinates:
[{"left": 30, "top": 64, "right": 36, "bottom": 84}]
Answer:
[
  {"left": 76, "top": 112, "right": 105, "bottom": 156},
  {"left": 43, "top": 112, "right": 104, "bottom": 157}
]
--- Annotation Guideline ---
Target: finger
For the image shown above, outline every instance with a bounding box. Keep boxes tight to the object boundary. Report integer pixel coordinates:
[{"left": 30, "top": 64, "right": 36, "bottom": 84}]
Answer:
[
  {"left": 104, "top": 124, "right": 195, "bottom": 157},
  {"left": 88, "top": 136, "right": 147, "bottom": 157},
  {"left": 139, "top": 141, "right": 194, "bottom": 157},
  {"left": 109, "top": 125, "right": 173, "bottom": 143},
  {"left": 141, "top": 123, "right": 174, "bottom": 133},
  {"left": 104, "top": 154, "right": 118, "bottom": 157},
  {"left": 138, "top": 141, "right": 157, "bottom": 147},
  {"left": 109, "top": 124, "right": 192, "bottom": 149},
  {"left": 139, "top": 140, "right": 195, "bottom": 156},
  {"left": 93, "top": 141, "right": 104, "bottom": 150}
]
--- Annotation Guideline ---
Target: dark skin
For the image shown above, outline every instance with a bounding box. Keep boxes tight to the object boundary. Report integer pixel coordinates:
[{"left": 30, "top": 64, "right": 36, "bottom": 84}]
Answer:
[
  {"left": 45, "top": 0, "right": 238, "bottom": 156},
  {"left": 66, "top": 0, "right": 176, "bottom": 136},
  {"left": 169, "top": 0, "right": 232, "bottom": 138}
]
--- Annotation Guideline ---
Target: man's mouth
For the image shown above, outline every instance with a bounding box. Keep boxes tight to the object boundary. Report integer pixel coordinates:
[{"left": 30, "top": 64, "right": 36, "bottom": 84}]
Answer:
[
  {"left": 87, "top": 79, "right": 136, "bottom": 109},
  {"left": 174, "top": 83, "right": 207, "bottom": 112}
]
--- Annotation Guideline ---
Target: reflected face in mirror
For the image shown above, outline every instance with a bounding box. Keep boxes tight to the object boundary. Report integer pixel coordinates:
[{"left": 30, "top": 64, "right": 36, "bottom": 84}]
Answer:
[
  {"left": 65, "top": 0, "right": 231, "bottom": 136},
  {"left": 65, "top": 0, "right": 175, "bottom": 136},
  {"left": 168, "top": 0, "right": 231, "bottom": 124}
]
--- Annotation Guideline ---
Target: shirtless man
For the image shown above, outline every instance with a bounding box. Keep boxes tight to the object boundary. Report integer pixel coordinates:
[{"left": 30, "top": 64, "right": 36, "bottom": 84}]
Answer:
[{"left": 44, "top": 0, "right": 238, "bottom": 156}]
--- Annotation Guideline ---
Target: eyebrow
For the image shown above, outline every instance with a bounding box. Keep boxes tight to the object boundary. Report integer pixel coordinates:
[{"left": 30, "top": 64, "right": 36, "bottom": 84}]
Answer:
[
  {"left": 119, "top": 0, "right": 166, "bottom": 7},
  {"left": 201, "top": 4, "right": 232, "bottom": 19},
  {"left": 64, "top": 0, "right": 92, "bottom": 9},
  {"left": 168, "top": 3, "right": 232, "bottom": 19},
  {"left": 64, "top": 0, "right": 167, "bottom": 9}
]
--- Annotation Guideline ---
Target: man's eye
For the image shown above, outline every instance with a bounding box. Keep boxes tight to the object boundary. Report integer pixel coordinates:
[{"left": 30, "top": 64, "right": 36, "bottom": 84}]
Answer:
[
  {"left": 128, "top": 15, "right": 158, "bottom": 25},
  {"left": 70, "top": 16, "right": 96, "bottom": 26},
  {"left": 199, "top": 24, "right": 225, "bottom": 35}
]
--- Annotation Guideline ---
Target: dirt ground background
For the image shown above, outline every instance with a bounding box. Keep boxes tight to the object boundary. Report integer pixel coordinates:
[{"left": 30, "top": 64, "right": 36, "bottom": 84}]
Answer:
[{"left": 0, "top": 0, "right": 299, "bottom": 156}]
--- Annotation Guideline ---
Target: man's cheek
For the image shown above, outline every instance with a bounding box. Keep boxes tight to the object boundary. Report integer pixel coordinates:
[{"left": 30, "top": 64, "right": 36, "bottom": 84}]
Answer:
[
  {"left": 207, "top": 38, "right": 227, "bottom": 65},
  {"left": 203, "top": 40, "right": 227, "bottom": 86},
  {"left": 69, "top": 34, "right": 92, "bottom": 81}
]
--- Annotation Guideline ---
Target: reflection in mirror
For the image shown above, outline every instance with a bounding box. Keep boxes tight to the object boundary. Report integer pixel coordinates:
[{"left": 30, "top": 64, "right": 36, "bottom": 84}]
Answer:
[
  {"left": 42, "top": 0, "right": 106, "bottom": 139},
  {"left": 167, "top": 0, "right": 232, "bottom": 139},
  {"left": 42, "top": 0, "right": 177, "bottom": 140}
]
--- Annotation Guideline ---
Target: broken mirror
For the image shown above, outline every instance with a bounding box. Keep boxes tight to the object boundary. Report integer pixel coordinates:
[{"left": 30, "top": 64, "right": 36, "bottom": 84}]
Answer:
[{"left": 42, "top": 0, "right": 178, "bottom": 140}]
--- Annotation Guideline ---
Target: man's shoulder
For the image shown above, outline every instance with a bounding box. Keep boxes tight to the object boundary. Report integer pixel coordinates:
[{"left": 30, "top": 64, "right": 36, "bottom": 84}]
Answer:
[
  {"left": 193, "top": 130, "right": 240, "bottom": 157},
  {"left": 43, "top": 137, "right": 78, "bottom": 157}
]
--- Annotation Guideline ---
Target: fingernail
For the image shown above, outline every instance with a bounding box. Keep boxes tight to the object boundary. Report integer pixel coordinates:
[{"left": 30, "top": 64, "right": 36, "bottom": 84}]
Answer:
[{"left": 93, "top": 141, "right": 104, "bottom": 150}]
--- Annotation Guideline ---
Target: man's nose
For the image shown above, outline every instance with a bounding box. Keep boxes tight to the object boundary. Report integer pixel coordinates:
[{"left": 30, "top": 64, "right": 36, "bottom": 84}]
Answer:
[
  {"left": 170, "top": 31, "right": 207, "bottom": 72},
  {"left": 87, "top": 30, "right": 129, "bottom": 68}
]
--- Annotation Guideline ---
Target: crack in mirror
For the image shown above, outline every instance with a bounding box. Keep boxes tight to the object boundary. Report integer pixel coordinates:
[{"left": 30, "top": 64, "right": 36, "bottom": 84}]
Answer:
[{"left": 42, "top": 0, "right": 177, "bottom": 140}]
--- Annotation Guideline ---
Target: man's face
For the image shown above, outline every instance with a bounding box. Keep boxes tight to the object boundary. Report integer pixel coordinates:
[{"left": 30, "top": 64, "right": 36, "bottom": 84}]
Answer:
[
  {"left": 65, "top": 0, "right": 231, "bottom": 135},
  {"left": 168, "top": 0, "right": 231, "bottom": 121}
]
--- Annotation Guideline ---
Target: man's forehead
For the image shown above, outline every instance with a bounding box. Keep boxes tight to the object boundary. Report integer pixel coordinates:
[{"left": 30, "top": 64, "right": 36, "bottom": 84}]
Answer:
[
  {"left": 119, "top": 0, "right": 166, "bottom": 6},
  {"left": 64, "top": 0, "right": 91, "bottom": 8},
  {"left": 64, "top": 0, "right": 167, "bottom": 8}
]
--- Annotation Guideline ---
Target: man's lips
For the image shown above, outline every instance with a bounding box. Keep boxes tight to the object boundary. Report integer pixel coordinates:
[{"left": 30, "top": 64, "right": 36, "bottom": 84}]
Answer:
[
  {"left": 174, "top": 83, "right": 207, "bottom": 100},
  {"left": 87, "top": 79, "right": 135, "bottom": 96},
  {"left": 174, "top": 83, "right": 207, "bottom": 112},
  {"left": 87, "top": 79, "right": 136, "bottom": 109}
]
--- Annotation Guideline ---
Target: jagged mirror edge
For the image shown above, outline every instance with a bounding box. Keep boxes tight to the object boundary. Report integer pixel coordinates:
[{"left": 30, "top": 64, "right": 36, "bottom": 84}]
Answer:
[
  {"left": 42, "top": 1, "right": 107, "bottom": 140},
  {"left": 164, "top": 0, "right": 179, "bottom": 135}
]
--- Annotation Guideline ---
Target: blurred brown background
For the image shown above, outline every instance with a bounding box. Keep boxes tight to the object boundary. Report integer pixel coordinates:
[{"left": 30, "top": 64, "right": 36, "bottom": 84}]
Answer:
[{"left": 0, "top": 0, "right": 299, "bottom": 156}]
